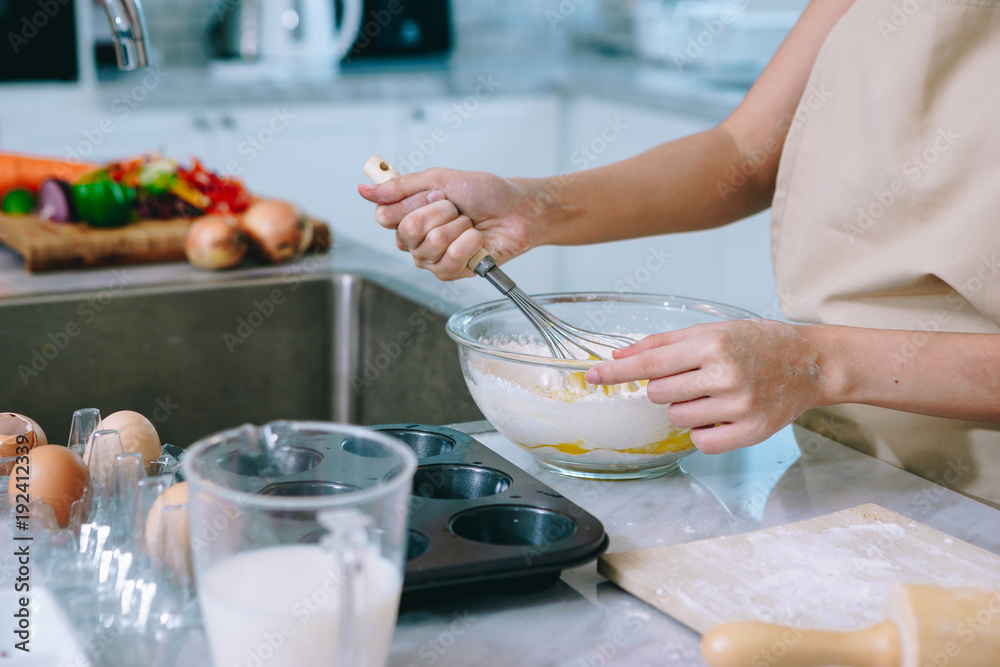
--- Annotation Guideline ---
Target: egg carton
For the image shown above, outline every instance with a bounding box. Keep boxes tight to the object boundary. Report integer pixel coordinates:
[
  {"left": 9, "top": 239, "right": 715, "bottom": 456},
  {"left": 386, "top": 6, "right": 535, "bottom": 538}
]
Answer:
[{"left": 4, "top": 408, "right": 195, "bottom": 667}]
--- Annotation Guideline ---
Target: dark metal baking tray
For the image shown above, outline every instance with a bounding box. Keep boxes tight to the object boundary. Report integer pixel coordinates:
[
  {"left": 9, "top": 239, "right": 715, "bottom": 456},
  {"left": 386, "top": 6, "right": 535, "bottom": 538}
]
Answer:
[{"left": 371, "top": 424, "right": 609, "bottom": 599}]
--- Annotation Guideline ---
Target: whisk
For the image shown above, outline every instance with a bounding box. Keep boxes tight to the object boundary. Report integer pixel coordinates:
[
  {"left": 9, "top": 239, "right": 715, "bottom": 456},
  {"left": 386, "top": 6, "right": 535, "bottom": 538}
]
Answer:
[{"left": 364, "top": 155, "right": 637, "bottom": 361}]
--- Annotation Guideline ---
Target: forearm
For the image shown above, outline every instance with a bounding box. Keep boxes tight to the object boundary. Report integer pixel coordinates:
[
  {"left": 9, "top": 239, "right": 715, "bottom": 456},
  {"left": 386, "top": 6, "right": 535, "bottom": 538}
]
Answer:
[
  {"left": 515, "top": 0, "right": 856, "bottom": 249},
  {"left": 809, "top": 325, "right": 1000, "bottom": 423},
  {"left": 516, "top": 126, "right": 771, "bottom": 246}
]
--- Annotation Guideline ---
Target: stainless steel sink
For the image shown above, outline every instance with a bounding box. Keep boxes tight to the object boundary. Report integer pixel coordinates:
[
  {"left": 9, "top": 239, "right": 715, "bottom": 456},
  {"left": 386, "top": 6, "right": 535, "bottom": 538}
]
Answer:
[{"left": 0, "top": 273, "right": 482, "bottom": 448}]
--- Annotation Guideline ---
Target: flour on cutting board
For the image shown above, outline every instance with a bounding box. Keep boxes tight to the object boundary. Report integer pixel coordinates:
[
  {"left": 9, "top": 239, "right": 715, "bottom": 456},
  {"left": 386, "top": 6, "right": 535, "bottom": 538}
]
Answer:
[
  {"left": 600, "top": 506, "right": 1000, "bottom": 634},
  {"left": 662, "top": 522, "right": 998, "bottom": 631}
]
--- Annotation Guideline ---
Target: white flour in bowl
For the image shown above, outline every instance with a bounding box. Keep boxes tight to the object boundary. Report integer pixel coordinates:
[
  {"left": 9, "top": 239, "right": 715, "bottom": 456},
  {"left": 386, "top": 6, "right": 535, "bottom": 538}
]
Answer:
[{"left": 463, "top": 337, "right": 694, "bottom": 464}]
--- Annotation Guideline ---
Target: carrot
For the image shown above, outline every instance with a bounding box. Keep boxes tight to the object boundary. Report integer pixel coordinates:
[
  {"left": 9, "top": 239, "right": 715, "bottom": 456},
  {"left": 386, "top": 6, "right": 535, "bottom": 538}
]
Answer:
[{"left": 0, "top": 151, "right": 97, "bottom": 193}]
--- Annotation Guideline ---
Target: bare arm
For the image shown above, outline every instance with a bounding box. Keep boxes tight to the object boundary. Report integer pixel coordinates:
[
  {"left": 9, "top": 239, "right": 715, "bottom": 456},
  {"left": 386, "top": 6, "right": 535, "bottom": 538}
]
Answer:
[
  {"left": 526, "top": 0, "right": 858, "bottom": 246},
  {"left": 812, "top": 326, "right": 1000, "bottom": 424},
  {"left": 586, "top": 321, "right": 1000, "bottom": 454},
  {"left": 358, "top": 0, "right": 856, "bottom": 278}
]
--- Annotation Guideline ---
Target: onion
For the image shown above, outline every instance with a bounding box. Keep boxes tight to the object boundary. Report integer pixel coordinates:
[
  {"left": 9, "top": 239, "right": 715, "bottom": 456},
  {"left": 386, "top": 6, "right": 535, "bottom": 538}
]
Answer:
[
  {"left": 184, "top": 214, "right": 248, "bottom": 270},
  {"left": 36, "top": 179, "right": 76, "bottom": 222},
  {"left": 240, "top": 199, "right": 307, "bottom": 264}
]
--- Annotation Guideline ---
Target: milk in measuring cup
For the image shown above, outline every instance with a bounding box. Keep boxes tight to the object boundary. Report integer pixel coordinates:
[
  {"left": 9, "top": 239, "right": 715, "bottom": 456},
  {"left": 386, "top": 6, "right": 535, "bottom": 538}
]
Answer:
[{"left": 200, "top": 544, "right": 401, "bottom": 667}]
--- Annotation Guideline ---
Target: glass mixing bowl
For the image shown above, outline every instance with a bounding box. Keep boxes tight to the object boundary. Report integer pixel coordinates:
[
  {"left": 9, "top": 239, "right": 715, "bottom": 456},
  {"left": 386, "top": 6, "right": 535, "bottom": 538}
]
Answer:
[{"left": 446, "top": 293, "right": 759, "bottom": 480}]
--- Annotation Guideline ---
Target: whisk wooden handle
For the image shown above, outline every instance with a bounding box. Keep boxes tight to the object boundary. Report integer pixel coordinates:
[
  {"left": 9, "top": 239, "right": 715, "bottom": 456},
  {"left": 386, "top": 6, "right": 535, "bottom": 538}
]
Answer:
[
  {"left": 363, "top": 154, "right": 490, "bottom": 273},
  {"left": 362, "top": 154, "right": 399, "bottom": 184}
]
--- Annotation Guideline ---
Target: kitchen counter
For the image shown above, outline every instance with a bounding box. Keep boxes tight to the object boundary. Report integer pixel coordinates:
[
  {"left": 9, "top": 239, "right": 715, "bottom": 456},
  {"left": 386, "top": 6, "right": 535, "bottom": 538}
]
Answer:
[
  {"left": 0, "top": 52, "right": 747, "bottom": 123},
  {"left": 0, "top": 235, "right": 496, "bottom": 308},
  {"left": 383, "top": 423, "right": 1000, "bottom": 667},
  {"left": 159, "top": 421, "right": 1000, "bottom": 667},
  {"left": 108, "top": 52, "right": 745, "bottom": 120}
]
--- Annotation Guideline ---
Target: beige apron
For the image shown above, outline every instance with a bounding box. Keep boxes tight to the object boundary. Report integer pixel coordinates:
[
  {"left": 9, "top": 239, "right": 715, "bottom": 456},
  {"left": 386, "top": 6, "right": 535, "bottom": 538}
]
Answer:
[{"left": 771, "top": 0, "right": 1000, "bottom": 507}]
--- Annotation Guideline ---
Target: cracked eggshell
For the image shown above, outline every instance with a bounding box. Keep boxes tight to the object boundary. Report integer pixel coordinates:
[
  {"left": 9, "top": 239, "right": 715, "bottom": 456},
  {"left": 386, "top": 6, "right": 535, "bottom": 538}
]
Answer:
[
  {"left": 95, "top": 410, "right": 162, "bottom": 467},
  {"left": 0, "top": 413, "right": 48, "bottom": 461}
]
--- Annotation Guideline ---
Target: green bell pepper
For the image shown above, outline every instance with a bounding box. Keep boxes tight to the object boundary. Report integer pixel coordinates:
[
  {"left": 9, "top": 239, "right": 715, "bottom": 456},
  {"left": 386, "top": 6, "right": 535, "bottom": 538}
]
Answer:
[
  {"left": 72, "top": 178, "right": 136, "bottom": 227},
  {"left": 1, "top": 188, "right": 36, "bottom": 215}
]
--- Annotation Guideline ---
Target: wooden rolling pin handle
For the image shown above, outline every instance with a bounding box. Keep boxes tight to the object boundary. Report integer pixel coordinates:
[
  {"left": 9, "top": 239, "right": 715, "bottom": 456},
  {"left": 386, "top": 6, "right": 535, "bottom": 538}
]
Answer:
[
  {"left": 701, "top": 621, "right": 900, "bottom": 667},
  {"left": 363, "top": 154, "right": 492, "bottom": 274}
]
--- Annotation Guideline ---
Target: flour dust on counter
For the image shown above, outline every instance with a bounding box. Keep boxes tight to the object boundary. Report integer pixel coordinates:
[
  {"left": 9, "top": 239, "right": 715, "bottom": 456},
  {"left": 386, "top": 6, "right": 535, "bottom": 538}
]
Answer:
[{"left": 599, "top": 504, "right": 1000, "bottom": 634}]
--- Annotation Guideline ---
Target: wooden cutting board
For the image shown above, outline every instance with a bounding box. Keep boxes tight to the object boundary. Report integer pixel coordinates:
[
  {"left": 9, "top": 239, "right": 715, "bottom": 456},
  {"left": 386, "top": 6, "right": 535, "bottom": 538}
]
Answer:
[
  {"left": 0, "top": 213, "right": 331, "bottom": 272},
  {"left": 598, "top": 504, "right": 1000, "bottom": 634}
]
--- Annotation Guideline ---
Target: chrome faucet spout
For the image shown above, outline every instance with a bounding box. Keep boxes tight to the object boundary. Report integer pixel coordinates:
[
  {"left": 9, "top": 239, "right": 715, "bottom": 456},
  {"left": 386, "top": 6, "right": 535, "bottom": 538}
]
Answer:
[{"left": 98, "top": 0, "right": 152, "bottom": 70}]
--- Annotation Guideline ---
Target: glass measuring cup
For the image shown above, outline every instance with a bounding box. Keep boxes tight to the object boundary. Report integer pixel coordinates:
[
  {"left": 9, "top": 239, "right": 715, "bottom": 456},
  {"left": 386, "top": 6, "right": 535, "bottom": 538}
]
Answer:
[{"left": 182, "top": 421, "right": 417, "bottom": 667}]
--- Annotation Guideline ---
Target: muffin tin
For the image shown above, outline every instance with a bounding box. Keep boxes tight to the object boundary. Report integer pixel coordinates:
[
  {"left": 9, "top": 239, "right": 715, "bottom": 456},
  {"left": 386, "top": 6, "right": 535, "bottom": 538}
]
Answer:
[
  {"left": 213, "top": 423, "right": 608, "bottom": 599},
  {"left": 372, "top": 424, "right": 609, "bottom": 598}
]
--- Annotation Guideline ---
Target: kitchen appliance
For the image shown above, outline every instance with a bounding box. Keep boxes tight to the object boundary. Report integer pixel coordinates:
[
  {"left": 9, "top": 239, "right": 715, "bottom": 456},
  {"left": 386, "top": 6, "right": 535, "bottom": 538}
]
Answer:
[
  {"left": 599, "top": 504, "right": 1000, "bottom": 634},
  {"left": 344, "top": 0, "right": 452, "bottom": 62},
  {"left": 702, "top": 585, "right": 1000, "bottom": 667},
  {"left": 209, "top": 0, "right": 362, "bottom": 66},
  {"left": 0, "top": 0, "right": 79, "bottom": 82}
]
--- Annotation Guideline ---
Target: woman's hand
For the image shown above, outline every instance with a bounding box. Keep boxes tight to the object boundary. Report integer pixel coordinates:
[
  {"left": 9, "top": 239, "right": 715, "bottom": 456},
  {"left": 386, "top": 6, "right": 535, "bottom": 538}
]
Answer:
[
  {"left": 585, "top": 320, "right": 826, "bottom": 454},
  {"left": 358, "top": 168, "right": 540, "bottom": 280}
]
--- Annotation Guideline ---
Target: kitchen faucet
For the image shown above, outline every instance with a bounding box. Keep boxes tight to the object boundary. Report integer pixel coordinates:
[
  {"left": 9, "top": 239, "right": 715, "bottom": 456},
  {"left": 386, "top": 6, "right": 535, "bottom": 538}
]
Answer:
[{"left": 98, "top": 0, "right": 152, "bottom": 70}]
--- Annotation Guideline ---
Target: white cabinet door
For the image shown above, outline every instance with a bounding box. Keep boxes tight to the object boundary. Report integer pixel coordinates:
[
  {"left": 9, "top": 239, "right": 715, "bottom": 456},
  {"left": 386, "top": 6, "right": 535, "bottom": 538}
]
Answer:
[
  {"left": 555, "top": 96, "right": 779, "bottom": 318},
  {"left": 1, "top": 107, "right": 208, "bottom": 165},
  {"left": 398, "top": 94, "right": 561, "bottom": 178},
  {"left": 212, "top": 102, "right": 400, "bottom": 252},
  {"left": 396, "top": 93, "right": 563, "bottom": 287}
]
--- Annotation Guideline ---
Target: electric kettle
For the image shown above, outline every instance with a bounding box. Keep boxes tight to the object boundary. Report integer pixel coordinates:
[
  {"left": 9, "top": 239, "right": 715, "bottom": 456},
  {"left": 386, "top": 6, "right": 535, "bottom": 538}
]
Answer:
[{"left": 211, "top": 0, "right": 362, "bottom": 66}]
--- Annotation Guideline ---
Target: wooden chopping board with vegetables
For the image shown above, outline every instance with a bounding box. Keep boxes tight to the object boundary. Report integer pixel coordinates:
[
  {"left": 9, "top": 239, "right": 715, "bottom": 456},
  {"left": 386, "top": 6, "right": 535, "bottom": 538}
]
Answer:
[{"left": 0, "top": 151, "right": 329, "bottom": 272}]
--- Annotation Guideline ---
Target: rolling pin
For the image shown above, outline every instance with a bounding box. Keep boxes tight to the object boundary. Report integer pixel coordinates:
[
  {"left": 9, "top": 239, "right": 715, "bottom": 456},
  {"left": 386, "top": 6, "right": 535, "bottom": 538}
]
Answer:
[
  {"left": 362, "top": 154, "right": 490, "bottom": 273},
  {"left": 701, "top": 585, "right": 1000, "bottom": 667}
]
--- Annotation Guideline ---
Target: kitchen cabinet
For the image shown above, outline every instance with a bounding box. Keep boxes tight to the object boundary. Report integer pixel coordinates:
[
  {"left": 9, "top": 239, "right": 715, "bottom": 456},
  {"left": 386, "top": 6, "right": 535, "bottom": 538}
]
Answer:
[
  {"left": 209, "top": 102, "right": 401, "bottom": 251},
  {"left": 0, "top": 85, "right": 777, "bottom": 314},
  {"left": 0, "top": 94, "right": 562, "bottom": 257},
  {"left": 550, "top": 96, "right": 781, "bottom": 318},
  {"left": 0, "top": 107, "right": 207, "bottom": 165},
  {"left": 395, "top": 95, "right": 564, "bottom": 288},
  {"left": 399, "top": 95, "right": 561, "bottom": 178}
]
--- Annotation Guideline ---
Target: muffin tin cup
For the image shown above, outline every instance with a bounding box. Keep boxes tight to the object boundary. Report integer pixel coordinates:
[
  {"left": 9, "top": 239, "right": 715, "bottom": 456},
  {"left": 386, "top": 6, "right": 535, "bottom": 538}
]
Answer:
[
  {"left": 206, "top": 424, "right": 607, "bottom": 600},
  {"left": 372, "top": 424, "right": 609, "bottom": 598}
]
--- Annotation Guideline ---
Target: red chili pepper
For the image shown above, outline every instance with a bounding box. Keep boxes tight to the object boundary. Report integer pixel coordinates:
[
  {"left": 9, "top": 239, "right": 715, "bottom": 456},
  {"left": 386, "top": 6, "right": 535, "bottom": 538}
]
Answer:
[{"left": 174, "top": 158, "right": 250, "bottom": 214}]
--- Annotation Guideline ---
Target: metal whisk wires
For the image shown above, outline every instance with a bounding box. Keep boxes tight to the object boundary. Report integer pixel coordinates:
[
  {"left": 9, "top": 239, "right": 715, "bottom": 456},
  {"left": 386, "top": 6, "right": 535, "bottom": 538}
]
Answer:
[{"left": 472, "top": 255, "right": 635, "bottom": 361}]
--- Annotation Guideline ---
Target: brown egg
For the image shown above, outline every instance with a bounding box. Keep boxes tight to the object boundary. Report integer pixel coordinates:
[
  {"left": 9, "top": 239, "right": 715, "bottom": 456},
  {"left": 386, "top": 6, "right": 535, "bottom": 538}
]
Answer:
[
  {"left": 145, "top": 481, "right": 192, "bottom": 581},
  {"left": 93, "top": 411, "right": 162, "bottom": 467},
  {"left": 10, "top": 445, "right": 88, "bottom": 526}
]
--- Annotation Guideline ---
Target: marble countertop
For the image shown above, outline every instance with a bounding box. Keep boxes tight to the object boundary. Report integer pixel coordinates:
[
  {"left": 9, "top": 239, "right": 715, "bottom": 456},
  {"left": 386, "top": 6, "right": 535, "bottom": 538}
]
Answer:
[
  {"left": 0, "top": 52, "right": 747, "bottom": 122},
  {"left": 382, "top": 422, "right": 1000, "bottom": 667},
  {"left": 113, "top": 53, "right": 746, "bottom": 119},
  {"left": 154, "top": 421, "right": 1000, "bottom": 667}
]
